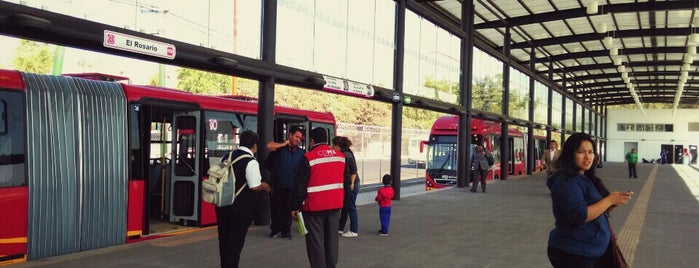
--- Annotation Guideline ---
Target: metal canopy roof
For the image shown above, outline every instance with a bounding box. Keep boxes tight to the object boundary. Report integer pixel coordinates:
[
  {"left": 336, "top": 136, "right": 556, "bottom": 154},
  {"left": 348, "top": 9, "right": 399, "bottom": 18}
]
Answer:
[{"left": 415, "top": 0, "right": 699, "bottom": 108}]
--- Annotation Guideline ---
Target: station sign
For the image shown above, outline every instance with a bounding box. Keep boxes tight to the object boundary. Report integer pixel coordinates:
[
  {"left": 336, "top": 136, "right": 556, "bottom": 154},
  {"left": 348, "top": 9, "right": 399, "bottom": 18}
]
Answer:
[
  {"left": 103, "top": 30, "right": 176, "bottom": 60},
  {"left": 322, "top": 75, "right": 375, "bottom": 99}
]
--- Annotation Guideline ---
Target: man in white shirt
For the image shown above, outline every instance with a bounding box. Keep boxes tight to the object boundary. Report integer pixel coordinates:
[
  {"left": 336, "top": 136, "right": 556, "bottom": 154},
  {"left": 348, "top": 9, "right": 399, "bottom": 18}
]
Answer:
[{"left": 215, "top": 130, "right": 270, "bottom": 268}]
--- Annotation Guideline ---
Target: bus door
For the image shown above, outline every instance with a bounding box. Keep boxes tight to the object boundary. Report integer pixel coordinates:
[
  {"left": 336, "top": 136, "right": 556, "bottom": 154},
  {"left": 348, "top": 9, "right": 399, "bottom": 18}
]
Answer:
[
  {"left": 507, "top": 136, "right": 515, "bottom": 175},
  {"left": 169, "top": 112, "right": 201, "bottom": 225}
]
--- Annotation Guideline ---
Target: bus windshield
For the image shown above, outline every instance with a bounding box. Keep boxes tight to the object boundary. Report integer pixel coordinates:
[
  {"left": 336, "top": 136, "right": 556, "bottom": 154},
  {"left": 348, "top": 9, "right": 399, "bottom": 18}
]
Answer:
[{"left": 426, "top": 135, "right": 480, "bottom": 172}]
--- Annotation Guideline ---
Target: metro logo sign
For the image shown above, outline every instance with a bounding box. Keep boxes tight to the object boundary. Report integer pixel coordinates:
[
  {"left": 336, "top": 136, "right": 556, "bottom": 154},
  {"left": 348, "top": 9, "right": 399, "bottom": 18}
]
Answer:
[{"left": 103, "top": 30, "right": 176, "bottom": 60}]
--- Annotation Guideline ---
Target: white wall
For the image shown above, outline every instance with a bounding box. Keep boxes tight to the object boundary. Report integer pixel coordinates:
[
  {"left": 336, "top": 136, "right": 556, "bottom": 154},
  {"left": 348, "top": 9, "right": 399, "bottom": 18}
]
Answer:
[{"left": 605, "top": 109, "right": 699, "bottom": 163}]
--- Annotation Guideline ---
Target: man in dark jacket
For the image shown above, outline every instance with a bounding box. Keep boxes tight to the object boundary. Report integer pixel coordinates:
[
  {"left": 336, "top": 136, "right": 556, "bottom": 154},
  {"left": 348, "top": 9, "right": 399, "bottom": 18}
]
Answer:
[
  {"left": 266, "top": 126, "right": 305, "bottom": 240},
  {"left": 291, "top": 128, "right": 345, "bottom": 268},
  {"left": 470, "top": 144, "right": 491, "bottom": 193}
]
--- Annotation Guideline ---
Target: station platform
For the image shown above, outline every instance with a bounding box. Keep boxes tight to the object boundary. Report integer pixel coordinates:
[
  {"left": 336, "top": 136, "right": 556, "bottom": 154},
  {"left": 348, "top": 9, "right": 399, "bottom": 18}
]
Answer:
[{"left": 7, "top": 162, "right": 699, "bottom": 268}]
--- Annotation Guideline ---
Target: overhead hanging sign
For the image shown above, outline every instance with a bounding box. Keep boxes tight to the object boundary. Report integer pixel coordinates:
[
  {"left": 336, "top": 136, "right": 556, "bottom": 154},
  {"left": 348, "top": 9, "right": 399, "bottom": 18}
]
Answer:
[
  {"left": 103, "top": 30, "right": 176, "bottom": 60},
  {"left": 322, "top": 75, "right": 375, "bottom": 98}
]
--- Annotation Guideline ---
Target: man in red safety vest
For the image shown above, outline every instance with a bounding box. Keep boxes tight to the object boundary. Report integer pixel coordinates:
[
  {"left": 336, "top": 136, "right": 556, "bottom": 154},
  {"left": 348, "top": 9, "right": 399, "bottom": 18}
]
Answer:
[{"left": 291, "top": 127, "right": 345, "bottom": 268}]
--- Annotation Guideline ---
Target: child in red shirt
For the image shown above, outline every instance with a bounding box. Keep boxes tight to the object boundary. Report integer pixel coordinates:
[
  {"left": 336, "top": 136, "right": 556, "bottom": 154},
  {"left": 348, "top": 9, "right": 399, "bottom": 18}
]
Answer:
[{"left": 375, "top": 174, "right": 394, "bottom": 236}]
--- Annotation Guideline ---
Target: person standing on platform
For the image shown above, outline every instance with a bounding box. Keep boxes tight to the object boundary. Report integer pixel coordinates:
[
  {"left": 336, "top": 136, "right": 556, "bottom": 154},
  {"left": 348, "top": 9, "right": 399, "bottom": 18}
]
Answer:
[
  {"left": 215, "top": 130, "right": 271, "bottom": 268},
  {"left": 375, "top": 174, "right": 394, "bottom": 237},
  {"left": 625, "top": 148, "right": 638, "bottom": 178},
  {"left": 546, "top": 133, "right": 632, "bottom": 268},
  {"left": 470, "top": 144, "right": 490, "bottom": 193},
  {"left": 266, "top": 126, "right": 305, "bottom": 240},
  {"left": 291, "top": 128, "right": 345, "bottom": 268},
  {"left": 333, "top": 136, "right": 360, "bottom": 238},
  {"left": 542, "top": 140, "right": 561, "bottom": 176},
  {"left": 660, "top": 149, "right": 667, "bottom": 165}
]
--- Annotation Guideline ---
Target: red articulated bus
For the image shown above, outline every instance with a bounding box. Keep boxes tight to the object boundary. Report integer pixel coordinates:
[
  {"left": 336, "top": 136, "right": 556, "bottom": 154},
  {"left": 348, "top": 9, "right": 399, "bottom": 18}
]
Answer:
[
  {"left": 0, "top": 69, "right": 335, "bottom": 263},
  {"left": 423, "top": 115, "right": 530, "bottom": 190}
]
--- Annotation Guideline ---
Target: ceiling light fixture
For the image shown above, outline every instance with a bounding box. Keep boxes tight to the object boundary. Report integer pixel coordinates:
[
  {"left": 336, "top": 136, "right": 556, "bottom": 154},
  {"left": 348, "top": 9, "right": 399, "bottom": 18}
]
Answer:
[
  {"left": 690, "top": 33, "right": 699, "bottom": 44},
  {"left": 613, "top": 56, "right": 622, "bottom": 65},
  {"left": 603, "top": 36, "right": 614, "bottom": 47},
  {"left": 587, "top": 1, "right": 599, "bottom": 15},
  {"left": 683, "top": 54, "right": 694, "bottom": 64},
  {"left": 610, "top": 47, "right": 619, "bottom": 56},
  {"left": 596, "top": 22, "right": 608, "bottom": 33},
  {"left": 681, "top": 63, "right": 690, "bottom": 71}
]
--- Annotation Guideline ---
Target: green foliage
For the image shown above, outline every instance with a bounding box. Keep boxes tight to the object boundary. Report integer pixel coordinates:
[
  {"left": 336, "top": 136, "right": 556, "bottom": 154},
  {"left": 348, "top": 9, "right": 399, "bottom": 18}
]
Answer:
[
  {"left": 471, "top": 74, "right": 504, "bottom": 113},
  {"left": 13, "top": 40, "right": 52, "bottom": 74},
  {"left": 176, "top": 68, "right": 232, "bottom": 95}
]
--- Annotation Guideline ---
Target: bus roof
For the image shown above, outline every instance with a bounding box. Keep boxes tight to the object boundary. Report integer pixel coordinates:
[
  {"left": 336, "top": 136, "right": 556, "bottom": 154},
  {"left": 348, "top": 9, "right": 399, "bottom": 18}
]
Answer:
[{"left": 431, "top": 115, "right": 523, "bottom": 137}]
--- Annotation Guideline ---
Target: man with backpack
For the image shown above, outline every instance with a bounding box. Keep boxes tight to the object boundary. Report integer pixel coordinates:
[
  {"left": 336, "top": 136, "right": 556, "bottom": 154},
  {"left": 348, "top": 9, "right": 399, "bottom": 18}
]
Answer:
[
  {"left": 470, "top": 144, "right": 492, "bottom": 193},
  {"left": 215, "top": 130, "right": 270, "bottom": 268}
]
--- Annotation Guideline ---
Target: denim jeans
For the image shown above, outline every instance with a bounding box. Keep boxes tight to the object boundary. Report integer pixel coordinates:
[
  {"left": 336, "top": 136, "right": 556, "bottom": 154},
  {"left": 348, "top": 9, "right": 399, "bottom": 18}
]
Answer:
[{"left": 339, "top": 185, "right": 359, "bottom": 233}]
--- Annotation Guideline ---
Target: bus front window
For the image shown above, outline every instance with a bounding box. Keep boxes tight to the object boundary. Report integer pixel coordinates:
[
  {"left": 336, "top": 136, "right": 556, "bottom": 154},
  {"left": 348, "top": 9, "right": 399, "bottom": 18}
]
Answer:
[{"left": 425, "top": 136, "right": 458, "bottom": 172}]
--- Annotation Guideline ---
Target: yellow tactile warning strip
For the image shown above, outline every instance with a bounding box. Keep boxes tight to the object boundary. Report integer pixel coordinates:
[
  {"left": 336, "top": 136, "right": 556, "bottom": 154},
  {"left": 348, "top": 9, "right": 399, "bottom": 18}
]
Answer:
[
  {"left": 147, "top": 225, "right": 259, "bottom": 248},
  {"left": 617, "top": 164, "right": 658, "bottom": 267}
]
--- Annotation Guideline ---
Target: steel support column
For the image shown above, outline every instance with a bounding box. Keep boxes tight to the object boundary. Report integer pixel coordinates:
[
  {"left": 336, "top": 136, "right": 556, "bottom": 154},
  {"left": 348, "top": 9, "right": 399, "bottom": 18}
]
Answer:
[
  {"left": 526, "top": 49, "right": 535, "bottom": 175},
  {"left": 254, "top": 0, "right": 277, "bottom": 226},
  {"left": 457, "top": 0, "right": 475, "bottom": 187},
  {"left": 546, "top": 63, "right": 553, "bottom": 143},
  {"left": 572, "top": 84, "right": 577, "bottom": 132},
  {"left": 391, "top": 0, "right": 406, "bottom": 200},
  {"left": 500, "top": 27, "right": 510, "bottom": 180}
]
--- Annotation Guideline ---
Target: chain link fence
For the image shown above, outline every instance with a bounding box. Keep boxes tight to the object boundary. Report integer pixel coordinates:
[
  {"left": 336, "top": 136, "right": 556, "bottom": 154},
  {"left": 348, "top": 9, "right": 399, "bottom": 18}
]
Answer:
[{"left": 336, "top": 122, "right": 430, "bottom": 186}]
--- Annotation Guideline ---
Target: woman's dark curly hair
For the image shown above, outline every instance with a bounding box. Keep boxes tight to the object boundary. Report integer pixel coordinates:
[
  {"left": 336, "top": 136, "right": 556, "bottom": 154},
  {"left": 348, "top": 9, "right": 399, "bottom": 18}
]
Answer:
[
  {"left": 555, "top": 133, "right": 609, "bottom": 197},
  {"left": 332, "top": 136, "right": 352, "bottom": 150}
]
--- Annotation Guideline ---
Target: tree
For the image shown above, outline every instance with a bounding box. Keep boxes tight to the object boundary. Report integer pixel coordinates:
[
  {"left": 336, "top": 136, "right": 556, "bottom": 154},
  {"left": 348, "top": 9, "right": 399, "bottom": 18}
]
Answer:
[
  {"left": 472, "top": 74, "right": 504, "bottom": 113},
  {"left": 13, "top": 40, "right": 52, "bottom": 74},
  {"left": 176, "top": 68, "right": 231, "bottom": 95}
]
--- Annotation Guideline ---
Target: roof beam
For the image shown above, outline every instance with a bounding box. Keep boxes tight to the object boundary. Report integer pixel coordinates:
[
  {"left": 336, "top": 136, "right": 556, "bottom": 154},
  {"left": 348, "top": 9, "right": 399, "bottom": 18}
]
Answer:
[
  {"left": 525, "top": 47, "right": 687, "bottom": 65},
  {"left": 476, "top": 1, "right": 698, "bottom": 29},
  {"left": 559, "top": 71, "right": 699, "bottom": 83},
  {"left": 508, "top": 28, "right": 692, "bottom": 50},
  {"left": 543, "top": 60, "right": 685, "bottom": 74}
]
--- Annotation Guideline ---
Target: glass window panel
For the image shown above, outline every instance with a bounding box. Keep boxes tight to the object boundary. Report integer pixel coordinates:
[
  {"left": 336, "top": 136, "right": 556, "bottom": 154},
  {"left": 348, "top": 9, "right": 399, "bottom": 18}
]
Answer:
[
  {"left": 636, "top": 123, "right": 645, "bottom": 131},
  {"left": 346, "top": 0, "right": 376, "bottom": 84},
  {"left": 373, "top": 0, "right": 394, "bottom": 87},
  {"left": 404, "top": 11, "right": 421, "bottom": 94},
  {"left": 551, "top": 91, "right": 562, "bottom": 129},
  {"left": 277, "top": 0, "right": 315, "bottom": 69},
  {"left": 0, "top": 92, "right": 26, "bottom": 187},
  {"left": 655, "top": 124, "right": 665, "bottom": 132},
  {"left": 575, "top": 103, "right": 583, "bottom": 132},
  {"left": 644, "top": 124, "right": 653, "bottom": 132},
  {"left": 509, "top": 68, "right": 529, "bottom": 120},
  {"left": 565, "top": 98, "right": 574, "bottom": 131},
  {"left": 314, "top": 0, "right": 348, "bottom": 77},
  {"left": 534, "top": 81, "right": 548, "bottom": 125},
  {"left": 472, "top": 49, "right": 504, "bottom": 114}
]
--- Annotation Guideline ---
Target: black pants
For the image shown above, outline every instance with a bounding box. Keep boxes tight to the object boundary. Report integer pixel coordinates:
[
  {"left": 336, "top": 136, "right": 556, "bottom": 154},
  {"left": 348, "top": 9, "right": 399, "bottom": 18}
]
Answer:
[
  {"left": 471, "top": 168, "right": 487, "bottom": 192},
  {"left": 548, "top": 242, "right": 614, "bottom": 268},
  {"left": 627, "top": 163, "right": 637, "bottom": 178},
  {"left": 270, "top": 188, "right": 293, "bottom": 235},
  {"left": 215, "top": 199, "right": 257, "bottom": 268}
]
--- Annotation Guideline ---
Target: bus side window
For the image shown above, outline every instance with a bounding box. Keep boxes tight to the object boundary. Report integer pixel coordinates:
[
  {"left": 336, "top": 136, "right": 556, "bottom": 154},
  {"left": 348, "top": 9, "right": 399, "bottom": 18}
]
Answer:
[{"left": 0, "top": 100, "right": 6, "bottom": 134}]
